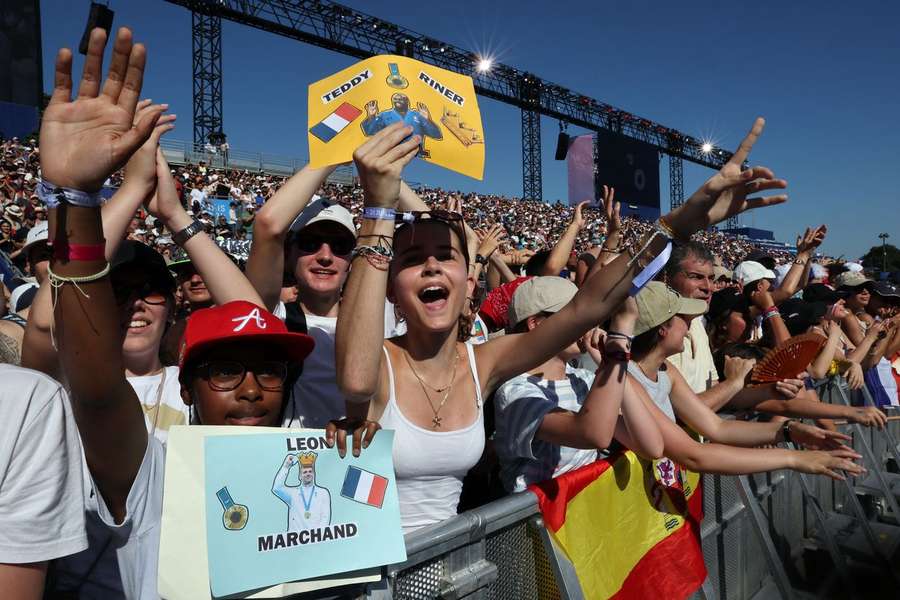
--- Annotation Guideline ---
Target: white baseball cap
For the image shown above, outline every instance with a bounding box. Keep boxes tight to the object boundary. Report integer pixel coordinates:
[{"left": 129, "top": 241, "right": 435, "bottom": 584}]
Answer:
[
  {"left": 21, "top": 220, "right": 49, "bottom": 252},
  {"left": 289, "top": 196, "right": 356, "bottom": 238},
  {"left": 734, "top": 260, "right": 776, "bottom": 286}
]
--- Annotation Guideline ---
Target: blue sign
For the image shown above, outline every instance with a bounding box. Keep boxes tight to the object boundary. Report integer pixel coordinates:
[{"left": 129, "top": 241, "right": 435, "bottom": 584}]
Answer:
[
  {"left": 204, "top": 430, "right": 404, "bottom": 597},
  {"left": 209, "top": 198, "right": 232, "bottom": 223}
]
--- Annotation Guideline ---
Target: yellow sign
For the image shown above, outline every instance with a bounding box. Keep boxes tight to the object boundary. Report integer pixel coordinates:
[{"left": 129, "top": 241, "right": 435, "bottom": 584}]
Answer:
[{"left": 308, "top": 55, "right": 485, "bottom": 180}]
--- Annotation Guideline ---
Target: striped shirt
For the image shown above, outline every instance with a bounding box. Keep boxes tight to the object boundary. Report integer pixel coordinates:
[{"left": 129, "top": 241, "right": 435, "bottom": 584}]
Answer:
[{"left": 494, "top": 365, "right": 599, "bottom": 492}]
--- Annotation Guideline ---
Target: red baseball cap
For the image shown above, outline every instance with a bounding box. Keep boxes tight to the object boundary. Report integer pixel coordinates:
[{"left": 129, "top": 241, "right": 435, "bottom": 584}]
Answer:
[{"left": 178, "top": 301, "right": 315, "bottom": 375}]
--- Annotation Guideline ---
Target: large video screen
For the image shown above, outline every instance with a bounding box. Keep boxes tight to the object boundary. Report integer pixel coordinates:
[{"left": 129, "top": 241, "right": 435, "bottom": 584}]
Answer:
[{"left": 593, "top": 130, "right": 660, "bottom": 209}]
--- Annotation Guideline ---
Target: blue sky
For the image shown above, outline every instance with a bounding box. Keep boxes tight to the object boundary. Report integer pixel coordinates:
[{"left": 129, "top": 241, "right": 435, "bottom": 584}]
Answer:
[{"left": 39, "top": 0, "right": 899, "bottom": 258}]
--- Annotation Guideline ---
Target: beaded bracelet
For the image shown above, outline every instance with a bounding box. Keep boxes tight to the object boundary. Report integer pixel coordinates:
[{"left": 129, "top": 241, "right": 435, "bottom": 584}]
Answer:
[
  {"left": 46, "top": 263, "right": 112, "bottom": 349},
  {"left": 762, "top": 306, "right": 780, "bottom": 321}
]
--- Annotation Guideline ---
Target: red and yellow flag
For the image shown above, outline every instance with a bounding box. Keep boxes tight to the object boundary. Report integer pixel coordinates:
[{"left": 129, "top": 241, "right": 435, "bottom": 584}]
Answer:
[{"left": 529, "top": 451, "right": 705, "bottom": 600}]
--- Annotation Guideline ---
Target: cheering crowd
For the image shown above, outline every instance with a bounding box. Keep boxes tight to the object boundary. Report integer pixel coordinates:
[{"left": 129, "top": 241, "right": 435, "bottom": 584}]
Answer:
[{"left": 0, "top": 25, "right": 898, "bottom": 600}]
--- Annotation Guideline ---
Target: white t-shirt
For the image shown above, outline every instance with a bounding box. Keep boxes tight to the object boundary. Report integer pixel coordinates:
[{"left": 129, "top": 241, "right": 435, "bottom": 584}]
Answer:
[
  {"left": 275, "top": 302, "right": 405, "bottom": 428},
  {"left": 127, "top": 366, "right": 190, "bottom": 445},
  {"left": 52, "top": 438, "right": 165, "bottom": 599},
  {"left": 0, "top": 365, "right": 88, "bottom": 563},
  {"left": 494, "top": 365, "right": 599, "bottom": 492}
]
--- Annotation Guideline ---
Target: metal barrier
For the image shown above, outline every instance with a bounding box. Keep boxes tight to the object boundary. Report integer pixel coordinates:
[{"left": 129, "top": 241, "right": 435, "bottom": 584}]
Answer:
[{"left": 385, "top": 376, "right": 900, "bottom": 599}]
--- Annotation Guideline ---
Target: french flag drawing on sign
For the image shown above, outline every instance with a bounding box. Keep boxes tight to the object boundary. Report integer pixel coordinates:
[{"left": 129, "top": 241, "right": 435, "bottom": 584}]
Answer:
[
  {"left": 309, "top": 102, "right": 363, "bottom": 143},
  {"left": 340, "top": 466, "right": 388, "bottom": 508}
]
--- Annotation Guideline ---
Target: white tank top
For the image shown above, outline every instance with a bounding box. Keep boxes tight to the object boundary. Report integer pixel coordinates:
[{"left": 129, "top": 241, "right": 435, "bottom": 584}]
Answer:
[{"left": 379, "top": 343, "right": 485, "bottom": 533}]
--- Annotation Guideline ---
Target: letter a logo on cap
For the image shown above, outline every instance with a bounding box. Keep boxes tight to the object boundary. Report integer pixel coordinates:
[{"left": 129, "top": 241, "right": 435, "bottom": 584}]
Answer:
[{"left": 231, "top": 307, "right": 267, "bottom": 332}]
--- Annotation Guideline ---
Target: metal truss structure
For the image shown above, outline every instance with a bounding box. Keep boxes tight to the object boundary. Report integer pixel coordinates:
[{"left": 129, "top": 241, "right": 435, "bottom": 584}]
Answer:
[
  {"left": 191, "top": 9, "right": 223, "bottom": 147},
  {"left": 169, "top": 0, "right": 732, "bottom": 206}
]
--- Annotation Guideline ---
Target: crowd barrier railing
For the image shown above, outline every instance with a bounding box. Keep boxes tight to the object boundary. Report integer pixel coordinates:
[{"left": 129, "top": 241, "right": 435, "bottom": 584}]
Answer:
[{"left": 379, "top": 375, "right": 900, "bottom": 600}]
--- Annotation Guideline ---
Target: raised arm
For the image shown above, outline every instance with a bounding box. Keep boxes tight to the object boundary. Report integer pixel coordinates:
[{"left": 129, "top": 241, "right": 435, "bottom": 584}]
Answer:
[
  {"left": 22, "top": 103, "right": 174, "bottom": 377},
  {"left": 42, "top": 27, "right": 162, "bottom": 522},
  {"left": 245, "top": 163, "right": 337, "bottom": 311},
  {"left": 100, "top": 99, "right": 176, "bottom": 260},
  {"left": 771, "top": 226, "right": 824, "bottom": 303},
  {"left": 271, "top": 455, "right": 296, "bottom": 505},
  {"left": 541, "top": 201, "right": 587, "bottom": 276},
  {"left": 481, "top": 118, "right": 790, "bottom": 390},
  {"left": 336, "top": 123, "right": 421, "bottom": 400},
  {"left": 147, "top": 150, "right": 263, "bottom": 306},
  {"left": 471, "top": 224, "right": 507, "bottom": 283}
]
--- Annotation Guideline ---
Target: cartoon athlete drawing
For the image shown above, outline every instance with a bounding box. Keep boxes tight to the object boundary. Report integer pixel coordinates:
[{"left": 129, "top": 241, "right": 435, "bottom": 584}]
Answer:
[
  {"left": 272, "top": 452, "right": 332, "bottom": 531},
  {"left": 360, "top": 93, "right": 442, "bottom": 156}
]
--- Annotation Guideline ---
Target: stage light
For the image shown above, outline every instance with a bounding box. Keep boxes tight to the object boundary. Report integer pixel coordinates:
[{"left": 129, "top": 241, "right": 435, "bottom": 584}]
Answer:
[
  {"left": 701, "top": 142, "right": 713, "bottom": 153},
  {"left": 477, "top": 58, "right": 493, "bottom": 72}
]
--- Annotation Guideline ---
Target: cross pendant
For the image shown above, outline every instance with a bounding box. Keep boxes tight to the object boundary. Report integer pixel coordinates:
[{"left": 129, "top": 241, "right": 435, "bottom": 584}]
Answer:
[{"left": 432, "top": 415, "right": 442, "bottom": 428}]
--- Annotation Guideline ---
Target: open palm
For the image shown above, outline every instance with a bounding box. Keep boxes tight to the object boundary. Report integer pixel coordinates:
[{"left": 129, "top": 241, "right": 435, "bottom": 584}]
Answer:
[
  {"left": 40, "top": 27, "right": 163, "bottom": 192},
  {"left": 668, "top": 118, "right": 788, "bottom": 236}
]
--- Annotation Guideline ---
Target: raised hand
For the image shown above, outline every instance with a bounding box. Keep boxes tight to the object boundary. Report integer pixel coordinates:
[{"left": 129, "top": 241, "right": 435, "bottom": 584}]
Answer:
[
  {"left": 796, "top": 225, "right": 827, "bottom": 255},
  {"left": 40, "top": 27, "right": 165, "bottom": 192},
  {"left": 665, "top": 118, "right": 788, "bottom": 237},
  {"left": 365, "top": 100, "right": 378, "bottom": 118},
  {"left": 571, "top": 200, "right": 589, "bottom": 231},
  {"left": 475, "top": 224, "right": 507, "bottom": 258},
  {"left": 353, "top": 122, "right": 420, "bottom": 208},
  {"left": 122, "top": 99, "right": 176, "bottom": 193},
  {"left": 445, "top": 194, "right": 463, "bottom": 216},
  {"left": 144, "top": 150, "right": 186, "bottom": 223},
  {"left": 416, "top": 102, "right": 431, "bottom": 121},
  {"left": 601, "top": 185, "right": 621, "bottom": 232}
]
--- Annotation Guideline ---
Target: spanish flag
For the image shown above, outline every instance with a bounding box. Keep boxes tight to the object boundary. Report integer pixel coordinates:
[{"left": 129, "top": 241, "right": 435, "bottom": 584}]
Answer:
[{"left": 529, "top": 451, "right": 706, "bottom": 599}]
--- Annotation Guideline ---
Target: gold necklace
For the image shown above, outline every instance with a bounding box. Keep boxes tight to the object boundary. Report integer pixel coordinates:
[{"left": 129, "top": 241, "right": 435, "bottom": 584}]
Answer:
[{"left": 404, "top": 348, "right": 460, "bottom": 428}]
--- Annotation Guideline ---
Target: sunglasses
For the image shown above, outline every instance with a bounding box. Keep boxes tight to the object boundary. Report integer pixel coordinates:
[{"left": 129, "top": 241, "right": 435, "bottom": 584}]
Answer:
[
  {"left": 294, "top": 234, "right": 355, "bottom": 256},
  {"left": 394, "top": 209, "right": 464, "bottom": 225},
  {"left": 112, "top": 281, "right": 170, "bottom": 306},
  {"left": 194, "top": 359, "right": 288, "bottom": 391}
]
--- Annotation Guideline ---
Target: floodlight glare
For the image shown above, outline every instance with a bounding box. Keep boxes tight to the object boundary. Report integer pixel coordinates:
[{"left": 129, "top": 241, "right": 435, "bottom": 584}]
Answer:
[
  {"left": 701, "top": 142, "right": 713, "bottom": 153},
  {"left": 477, "top": 58, "right": 493, "bottom": 72}
]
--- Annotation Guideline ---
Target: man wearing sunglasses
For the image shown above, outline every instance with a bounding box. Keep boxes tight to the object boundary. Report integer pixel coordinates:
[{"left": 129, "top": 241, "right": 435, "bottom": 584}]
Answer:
[
  {"left": 275, "top": 196, "right": 359, "bottom": 427},
  {"left": 110, "top": 240, "right": 190, "bottom": 443}
]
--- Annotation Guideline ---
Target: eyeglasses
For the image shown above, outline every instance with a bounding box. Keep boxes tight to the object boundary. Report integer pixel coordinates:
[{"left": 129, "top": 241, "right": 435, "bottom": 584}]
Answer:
[
  {"left": 294, "top": 234, "right": 355, "bottom": 256},
  {"left": 194, "top": 359, "right": 288, "bottom": 391},
  {"left": 113, "top": 281, "right": 170, "bottom": 306}
]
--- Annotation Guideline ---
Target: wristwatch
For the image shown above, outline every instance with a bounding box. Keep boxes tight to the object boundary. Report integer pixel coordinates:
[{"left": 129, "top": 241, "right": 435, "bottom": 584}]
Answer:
[
  {"left": 781, "top": 419, "right": 796, "bottom": 444},
  {"left": 173, "top": 220, "right": 205, "bottom": 247},
  {"left": 475, "top": 254, "right": 489, "bottom": 266}
]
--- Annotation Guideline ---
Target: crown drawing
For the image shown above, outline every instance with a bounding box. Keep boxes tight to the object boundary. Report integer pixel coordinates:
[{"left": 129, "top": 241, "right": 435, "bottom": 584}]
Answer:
[{"left": 298, "top": 452, "right": 318, "bottom": 467}]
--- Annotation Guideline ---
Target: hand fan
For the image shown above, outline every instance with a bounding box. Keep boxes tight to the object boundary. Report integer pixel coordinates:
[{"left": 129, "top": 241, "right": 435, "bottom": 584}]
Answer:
[{"left": 751, "top": 332, "right": 827, "bottom": 383}]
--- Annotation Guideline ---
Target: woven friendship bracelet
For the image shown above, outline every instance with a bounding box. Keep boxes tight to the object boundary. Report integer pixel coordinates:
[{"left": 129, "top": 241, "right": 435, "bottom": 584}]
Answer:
[
  {"left": 362, "top": 206, "right": 396, "bottom": 221},
  {"left": 38, "top": 179, "right": 104, "bottom": 209}
]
